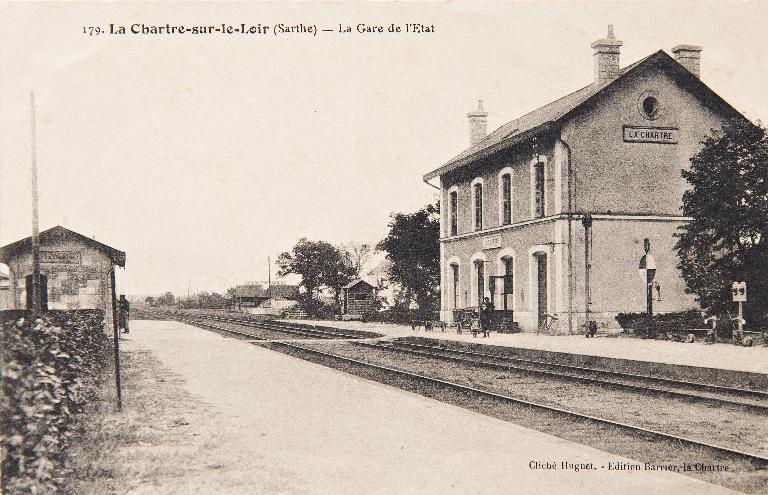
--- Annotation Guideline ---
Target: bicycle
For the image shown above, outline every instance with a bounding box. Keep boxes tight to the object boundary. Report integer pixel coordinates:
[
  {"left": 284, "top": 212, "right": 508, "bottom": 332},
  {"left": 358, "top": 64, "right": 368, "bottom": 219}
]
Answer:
[{"left": 537, "top": 313, "right": 559, "bottom": 334}]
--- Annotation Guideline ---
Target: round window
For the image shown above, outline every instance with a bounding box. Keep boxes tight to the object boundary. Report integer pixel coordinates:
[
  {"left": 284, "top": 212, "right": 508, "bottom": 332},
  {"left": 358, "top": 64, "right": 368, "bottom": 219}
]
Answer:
[
  {"left": 637, "top": 91, "right": 662, "bottom": 120},
  {"left": 642, "top": 97, "right": 659, "bottom": 119}
]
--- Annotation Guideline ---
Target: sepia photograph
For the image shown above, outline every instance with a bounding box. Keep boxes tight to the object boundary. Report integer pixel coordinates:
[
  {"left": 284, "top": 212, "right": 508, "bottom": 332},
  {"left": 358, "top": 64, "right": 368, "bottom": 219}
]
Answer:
[{"left": 1, "top": 1, "right": 767, "bottom": 494}]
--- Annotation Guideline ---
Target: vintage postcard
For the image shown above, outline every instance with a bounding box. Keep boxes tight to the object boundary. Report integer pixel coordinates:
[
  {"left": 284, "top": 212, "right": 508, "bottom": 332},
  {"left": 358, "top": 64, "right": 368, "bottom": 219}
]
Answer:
[{"left": 1, "top": 2, "right": 767, "bottom": 494}]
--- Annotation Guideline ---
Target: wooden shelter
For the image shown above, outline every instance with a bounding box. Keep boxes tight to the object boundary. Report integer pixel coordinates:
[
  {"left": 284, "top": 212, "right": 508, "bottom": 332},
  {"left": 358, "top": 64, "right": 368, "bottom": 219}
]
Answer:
[{"left": 342, "top": 279, "right": 375, "bottom": 317}]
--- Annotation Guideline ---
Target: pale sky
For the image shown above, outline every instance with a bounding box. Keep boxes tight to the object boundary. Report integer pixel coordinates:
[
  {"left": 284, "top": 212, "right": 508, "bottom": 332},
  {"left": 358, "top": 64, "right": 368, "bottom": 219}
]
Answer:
[{"left": 1, "top": 1, "right": 766, "bottom": 296}]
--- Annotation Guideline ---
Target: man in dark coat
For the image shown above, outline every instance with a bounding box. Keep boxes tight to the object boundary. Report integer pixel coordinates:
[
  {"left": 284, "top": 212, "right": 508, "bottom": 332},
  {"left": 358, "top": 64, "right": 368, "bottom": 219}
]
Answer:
[
  {"left": 119, "top": 295, "right": 130, "bottom": 334},
  {"left": 480, "top": 297, "right": 494, "bottom": 337}
]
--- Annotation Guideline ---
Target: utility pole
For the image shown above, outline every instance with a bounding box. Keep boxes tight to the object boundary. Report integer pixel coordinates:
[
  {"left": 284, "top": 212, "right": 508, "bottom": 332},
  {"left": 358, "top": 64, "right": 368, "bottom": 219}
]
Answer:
[
  {"left": 30, "top": 91, "right": 42, "bottom": 314},
  {"left": 110, "top": 266, "right": 122, "bottom": 410},
  {"left": 267, "top": 256, "right": 271, "bottom": 297}
]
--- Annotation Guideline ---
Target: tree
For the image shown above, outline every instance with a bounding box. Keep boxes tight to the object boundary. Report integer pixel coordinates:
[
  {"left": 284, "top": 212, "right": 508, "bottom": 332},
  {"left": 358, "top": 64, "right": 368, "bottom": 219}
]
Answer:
[
  {"left": 675, "top": 118, "right": 768, "bottom": 328},
  {"left": 377, "top": 203, "right": 440, "bottom": 315},
  {"left": 341, "top": 242, "right": 372, "bottom": 277},
  {"left": 156, "top": 291, "right": 176, "bottom": 306},
  {"left": 277, "top": 238, "right": 355, "bottom": 308}
]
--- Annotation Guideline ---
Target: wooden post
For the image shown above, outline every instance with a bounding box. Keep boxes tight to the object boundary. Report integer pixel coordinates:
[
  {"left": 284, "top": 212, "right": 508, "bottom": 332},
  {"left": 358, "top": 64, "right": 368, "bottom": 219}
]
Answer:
[
  {"left": 110, "top": 267, "right": 122, "bottom": 410},
  {"left": 30, "top": 91, "right": 42, "bottom": 314},
  {"left": 647, "top": 272, "right": 654, "bottom": 321}
]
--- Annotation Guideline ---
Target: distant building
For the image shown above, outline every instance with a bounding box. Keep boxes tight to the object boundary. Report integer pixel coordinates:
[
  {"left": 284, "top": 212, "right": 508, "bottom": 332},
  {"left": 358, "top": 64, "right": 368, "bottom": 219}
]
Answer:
[
  {"left": 424, "top": 27, "right": 749, "bottom": 333},
  {"left": 232, "top": 283, "right": 299, "bottom": 315},
  {"left": 0, "top": 226, "right": 126, "bottom": 327}
]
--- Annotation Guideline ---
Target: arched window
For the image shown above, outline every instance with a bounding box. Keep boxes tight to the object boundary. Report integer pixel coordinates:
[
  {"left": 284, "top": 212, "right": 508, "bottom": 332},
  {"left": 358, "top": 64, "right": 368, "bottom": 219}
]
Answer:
[
  {"left": 498, "top": 167, "right": 514, "bottom": 226},
  {"left": 450, "top": 263, "right": 460, "bottom": 309},
  {"left": 496, "top": 248, "right": 515, "bottom": 312},
  {"left": 501, "top": 173, "right": 512, "bottom": 225},
  {"left": 472, "top": 178, "right": 484, "bottom": 231},
  {"left": 474, "top": 259, "right": 485, "bottom": 306}
]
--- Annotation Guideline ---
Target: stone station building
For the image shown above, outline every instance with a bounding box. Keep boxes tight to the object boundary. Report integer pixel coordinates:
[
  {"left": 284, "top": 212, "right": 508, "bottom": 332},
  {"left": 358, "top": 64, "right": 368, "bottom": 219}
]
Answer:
[{"left": 424, "top": 27, "right": 750, "bottom": 334}]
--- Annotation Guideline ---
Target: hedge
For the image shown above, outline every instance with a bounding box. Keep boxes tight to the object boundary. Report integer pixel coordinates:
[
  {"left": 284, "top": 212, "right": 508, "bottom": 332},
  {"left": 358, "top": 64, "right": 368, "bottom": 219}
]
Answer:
[
  {"left": 615, "top": 310, "right": 707, "bottom": 338},
  {"left": 1, "top": 310, "right": 110, "bottom": 494}
]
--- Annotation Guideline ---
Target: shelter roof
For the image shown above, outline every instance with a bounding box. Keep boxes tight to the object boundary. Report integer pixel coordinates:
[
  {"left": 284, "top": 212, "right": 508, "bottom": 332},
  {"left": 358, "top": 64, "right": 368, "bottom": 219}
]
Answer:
[{"left": 0, "top": 225, "right": 126, "bottom": 267}]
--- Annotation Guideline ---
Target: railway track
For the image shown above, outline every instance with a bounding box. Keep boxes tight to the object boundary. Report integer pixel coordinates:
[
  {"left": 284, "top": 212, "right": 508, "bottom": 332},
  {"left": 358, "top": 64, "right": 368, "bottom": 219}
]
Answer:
[
  {"left": 180, "top": 312, "right": 768, "bottom": 413},
  {"left": 173, "top": 313, "right": 768, "bottom": 469},
  {"left": 185, "top": 313, "right": 379, "bottom": 340},
  {"left": 362, "top": 340, "right": 768, "bottom": 414}
]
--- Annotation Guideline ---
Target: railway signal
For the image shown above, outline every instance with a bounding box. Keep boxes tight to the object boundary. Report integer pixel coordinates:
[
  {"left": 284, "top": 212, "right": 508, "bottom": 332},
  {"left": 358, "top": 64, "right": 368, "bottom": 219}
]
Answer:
[
  {"left": 731, "top": 281, "right": 747, "bottom": 338},
  {"left": 638, "top": 238, "right": 658, "bottom": 320}
]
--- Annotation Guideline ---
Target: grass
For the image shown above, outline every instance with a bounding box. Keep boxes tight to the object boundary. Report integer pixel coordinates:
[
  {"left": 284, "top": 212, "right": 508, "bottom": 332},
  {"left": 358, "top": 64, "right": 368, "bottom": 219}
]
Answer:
[{"left": 62, "top": 346, "right": 219, "bottom": 494}]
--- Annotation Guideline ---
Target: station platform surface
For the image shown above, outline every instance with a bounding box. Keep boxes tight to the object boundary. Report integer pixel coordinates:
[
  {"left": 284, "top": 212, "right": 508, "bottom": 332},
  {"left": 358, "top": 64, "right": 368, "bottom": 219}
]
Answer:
[
  {"left": 129, "top": 320, "right": 738, "bottom": 494},
  {"left": 285, "top": 319, "right": 768, "bottom": 375}
]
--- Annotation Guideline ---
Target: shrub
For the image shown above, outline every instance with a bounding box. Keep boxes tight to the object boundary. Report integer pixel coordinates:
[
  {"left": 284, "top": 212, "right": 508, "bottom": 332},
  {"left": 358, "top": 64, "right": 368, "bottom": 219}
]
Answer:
[
  {"left": 1, "top": 310, "right": 109, "bottom": 494},
  {"left": 615, "top": 310, "right": 706, "bottom": 339}
]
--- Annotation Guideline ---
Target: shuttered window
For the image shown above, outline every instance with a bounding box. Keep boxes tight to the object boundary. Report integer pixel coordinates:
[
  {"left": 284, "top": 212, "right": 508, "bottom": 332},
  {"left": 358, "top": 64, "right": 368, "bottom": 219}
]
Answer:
[
  {"left": 450, "top": 191, "right": 458, "bottom": 236},
  {"left": 451, "top": 264, "right": 459, "bottom": 309},
  {"left": 474, "top": 183, "right": 483, "bottom": 230},
  {"left": 534, "top": 163, "right": 545, "bottom": 218},
  {"left": 475, "top": 260, "right": 484, "bottom": 306},
  {"left": 501, "top": 173, "right": 512, "bottom": 225}
]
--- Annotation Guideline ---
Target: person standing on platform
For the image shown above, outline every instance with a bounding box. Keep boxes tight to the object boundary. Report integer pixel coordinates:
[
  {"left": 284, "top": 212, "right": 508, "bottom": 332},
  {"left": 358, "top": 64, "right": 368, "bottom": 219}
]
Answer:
[
  {"left": 481, "top": 297, "right": 494, "bottom": 338},
  {"left": 119, "top": 295, "right": 130, "bottom": 334}
]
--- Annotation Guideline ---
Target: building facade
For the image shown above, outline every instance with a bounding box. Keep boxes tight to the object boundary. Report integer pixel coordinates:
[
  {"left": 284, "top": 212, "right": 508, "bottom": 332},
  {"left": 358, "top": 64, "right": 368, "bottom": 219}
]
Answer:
[
  {"left": 0, "top": 226, "right": 126, "bottom": 327},
  {"left": 424, "top": 27, "right": 747, "bottom": 334}
]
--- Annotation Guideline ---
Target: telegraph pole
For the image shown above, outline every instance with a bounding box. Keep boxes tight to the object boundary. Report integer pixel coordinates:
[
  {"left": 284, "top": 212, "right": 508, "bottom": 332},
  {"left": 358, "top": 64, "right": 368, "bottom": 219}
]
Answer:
[{"left": 30, "top": 91, "right": 42, "bottom": 314}]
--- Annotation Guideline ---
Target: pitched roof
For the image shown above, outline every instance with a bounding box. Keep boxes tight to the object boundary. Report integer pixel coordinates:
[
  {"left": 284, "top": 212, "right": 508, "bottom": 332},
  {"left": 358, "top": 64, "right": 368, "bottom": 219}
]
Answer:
[
  {"left": 424, "top": 51, "right": 743, "bottom": 181},
  {"left": 0, "top": 226, "right": 126, "bottom": 267},
  {"left": 343, "top": 278, "right": 374, "bottom": 290},
  {"left": 233, "top": 283, "right": 299, "bottom": 299}
]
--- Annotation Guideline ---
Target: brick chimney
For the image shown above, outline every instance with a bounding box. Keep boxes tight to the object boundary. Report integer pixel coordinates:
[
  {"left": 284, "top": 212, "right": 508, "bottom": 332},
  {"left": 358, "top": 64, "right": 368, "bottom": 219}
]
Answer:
[
  {"left": 672, "top": 44, "right": 703, "bottom": 78},
  {"left": 591, "top": 25, "right": 622, "bottom": 84},
  {"left": 467, "top": 100, "right": 488, "bottom": 146}
]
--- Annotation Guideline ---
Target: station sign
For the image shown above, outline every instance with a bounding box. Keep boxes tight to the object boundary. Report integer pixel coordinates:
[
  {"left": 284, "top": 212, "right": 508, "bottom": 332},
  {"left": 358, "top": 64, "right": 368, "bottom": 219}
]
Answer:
[
  {"left": 40, "top": 250, "right": 82, "bottom": 264},
  {"left": 731, "top": 281, "right": 747, "bottom": 302},
  {"left": 623, "top": 126, "right": 679, "bottom": 144},
  {"left": 482, "top": 234, "right": 502, "bottom": 250}
]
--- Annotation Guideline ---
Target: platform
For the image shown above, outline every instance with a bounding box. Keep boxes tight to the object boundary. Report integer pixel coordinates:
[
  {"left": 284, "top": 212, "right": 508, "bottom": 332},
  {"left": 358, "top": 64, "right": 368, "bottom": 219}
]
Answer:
[
  {"left": 286, "top": 319, "right": 768, "bottom": 377},
  {"left": 128, "top": 320, "right": 738, "bottom": 494}
]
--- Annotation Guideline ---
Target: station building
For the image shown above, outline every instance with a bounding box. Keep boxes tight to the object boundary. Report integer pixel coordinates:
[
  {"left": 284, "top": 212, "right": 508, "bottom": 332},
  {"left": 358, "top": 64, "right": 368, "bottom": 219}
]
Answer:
[
  {"left": 0, "top": 226, "right": 126, "bottom": 327},
  {"left": 424, "top": 27, "right": 749, "bottom": 333}
]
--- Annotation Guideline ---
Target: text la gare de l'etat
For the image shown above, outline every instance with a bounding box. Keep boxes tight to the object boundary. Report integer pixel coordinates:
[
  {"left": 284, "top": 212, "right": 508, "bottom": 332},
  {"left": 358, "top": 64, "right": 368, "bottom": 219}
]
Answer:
[{"left": 97, "top": 22, "right": 434, "bottom": 36}]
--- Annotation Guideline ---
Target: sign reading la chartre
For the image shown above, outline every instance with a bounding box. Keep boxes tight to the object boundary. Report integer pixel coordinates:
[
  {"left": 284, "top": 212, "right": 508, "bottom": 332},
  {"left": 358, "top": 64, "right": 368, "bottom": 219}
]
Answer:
[
  {"left": 623, "top": 126, "right": 679, "bottom": 144},
  {"left": 40, "top": 250, "right": 82, "bottom": 264}
]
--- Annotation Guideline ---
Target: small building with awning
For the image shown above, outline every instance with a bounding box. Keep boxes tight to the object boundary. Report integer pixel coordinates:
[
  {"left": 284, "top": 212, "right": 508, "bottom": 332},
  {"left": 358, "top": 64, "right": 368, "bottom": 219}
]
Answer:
[{"left": 0, "top": 226, "right": 125, "bottom": 326}]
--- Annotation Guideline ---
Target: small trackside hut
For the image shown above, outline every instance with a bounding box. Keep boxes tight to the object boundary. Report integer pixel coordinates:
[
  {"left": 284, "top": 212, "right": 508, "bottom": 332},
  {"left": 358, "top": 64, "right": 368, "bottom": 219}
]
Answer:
[{"left": 342, "top": 279, "right": 375, "bottom": 320}]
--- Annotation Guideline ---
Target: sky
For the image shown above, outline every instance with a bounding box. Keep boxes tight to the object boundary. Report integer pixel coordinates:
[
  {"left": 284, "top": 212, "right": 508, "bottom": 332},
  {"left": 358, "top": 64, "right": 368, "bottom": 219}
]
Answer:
[{"left": 1, "top": 1, "right": 766, "bottom": 296}]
